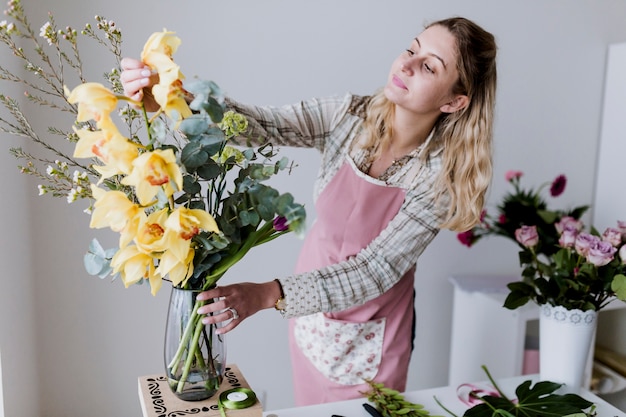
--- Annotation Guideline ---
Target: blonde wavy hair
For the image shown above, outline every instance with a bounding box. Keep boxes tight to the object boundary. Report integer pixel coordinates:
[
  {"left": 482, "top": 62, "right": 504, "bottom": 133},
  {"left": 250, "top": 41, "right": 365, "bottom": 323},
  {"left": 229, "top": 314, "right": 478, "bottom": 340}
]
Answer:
[{"left": 361, "top": 17, "right": 497, "bottom": 232}]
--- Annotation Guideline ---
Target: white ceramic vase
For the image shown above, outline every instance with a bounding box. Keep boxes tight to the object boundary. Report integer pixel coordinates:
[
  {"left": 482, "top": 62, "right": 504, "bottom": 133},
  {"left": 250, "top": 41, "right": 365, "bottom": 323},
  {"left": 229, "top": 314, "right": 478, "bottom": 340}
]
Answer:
[{"left": 539, "top": 304, "right": 597, "bottom": 394}]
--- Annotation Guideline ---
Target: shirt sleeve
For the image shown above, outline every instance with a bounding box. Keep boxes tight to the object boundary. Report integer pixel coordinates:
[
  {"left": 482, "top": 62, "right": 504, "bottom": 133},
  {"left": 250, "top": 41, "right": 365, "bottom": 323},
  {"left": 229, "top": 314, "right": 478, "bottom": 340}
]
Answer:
[
  {"left": 224, "top": 95, "right": 352, "bottom": 152},
  {"left": 278, "top": 158, "right": 448, "bottom": 318}
]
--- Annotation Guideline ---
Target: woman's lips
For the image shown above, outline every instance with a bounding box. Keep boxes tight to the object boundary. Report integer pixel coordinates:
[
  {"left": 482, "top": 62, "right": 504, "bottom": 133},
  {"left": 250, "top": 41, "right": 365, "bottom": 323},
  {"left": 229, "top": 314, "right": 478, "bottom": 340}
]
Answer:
[{"left": 391, "top": 75, "right": 407, "bottom": 90}]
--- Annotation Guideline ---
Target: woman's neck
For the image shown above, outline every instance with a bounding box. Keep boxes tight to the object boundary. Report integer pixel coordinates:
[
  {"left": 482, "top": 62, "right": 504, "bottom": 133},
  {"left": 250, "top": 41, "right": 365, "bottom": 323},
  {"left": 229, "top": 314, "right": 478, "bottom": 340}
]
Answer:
[{"left": 389, "top": 108, "right": 438, "bottom": 155}]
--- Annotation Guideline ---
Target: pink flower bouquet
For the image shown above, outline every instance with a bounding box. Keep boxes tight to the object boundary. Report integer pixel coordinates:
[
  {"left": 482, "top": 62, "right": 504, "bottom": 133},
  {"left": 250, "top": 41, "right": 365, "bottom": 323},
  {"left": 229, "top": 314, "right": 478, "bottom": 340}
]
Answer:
[{"left": 458, "top": 171, "right": 626, "bottom": 311}]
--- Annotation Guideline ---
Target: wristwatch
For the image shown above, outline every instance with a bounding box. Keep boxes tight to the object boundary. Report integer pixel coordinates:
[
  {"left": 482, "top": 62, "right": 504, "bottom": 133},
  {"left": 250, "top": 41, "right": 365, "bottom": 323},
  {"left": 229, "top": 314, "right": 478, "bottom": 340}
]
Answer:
[{"left": 274, "top": 279, "right": 287, "bottom": 315}]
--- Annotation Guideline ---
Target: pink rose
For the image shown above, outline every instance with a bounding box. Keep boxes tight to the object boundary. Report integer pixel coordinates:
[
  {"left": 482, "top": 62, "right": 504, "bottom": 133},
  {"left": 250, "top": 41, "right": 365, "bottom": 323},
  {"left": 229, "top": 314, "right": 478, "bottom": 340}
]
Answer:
[
  {"left": 586, "top": 240, "right": 617, "bottom": 267},
  {"left": 575, "top": 233, "right": 601, "bottom": 257},
  {"left": 619, "top": 245, "right": 626, "bottom": 265},
  {"left": 555, "top": 216, "right": 583, "bottom": 234},
  {"left": 505, "top": 170, "right": 523, "bottom": 182},
  {"left": 558, "top": 225, "right": 579, "bottom": 248},
  {"left": 515, "top": 225, "right": 538, "bottom": 248},
  {"left": 617, "top": 220, "right": 626, "bottom": 239},
  {"left": 602, "top": 227, "right": 622, "bottom": 247}
]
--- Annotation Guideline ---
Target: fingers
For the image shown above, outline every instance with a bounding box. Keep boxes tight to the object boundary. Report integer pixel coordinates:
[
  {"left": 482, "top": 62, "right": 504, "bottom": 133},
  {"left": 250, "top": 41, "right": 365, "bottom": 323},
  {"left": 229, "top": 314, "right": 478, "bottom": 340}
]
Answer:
[
  {"left": 120, "top": 57, "right": 144, "bottom": 70},
  {"left": 120, "top": 69, "right": 151, "bottom": 100},
  {"left": 197, "top": 284, "right": 259, "bottom": 334},
  {"left": 119, "top": 57, "right": 156, "bottom": 101},
  {"left": 199, "top": 299, "right": 243, "bottom": 334}
]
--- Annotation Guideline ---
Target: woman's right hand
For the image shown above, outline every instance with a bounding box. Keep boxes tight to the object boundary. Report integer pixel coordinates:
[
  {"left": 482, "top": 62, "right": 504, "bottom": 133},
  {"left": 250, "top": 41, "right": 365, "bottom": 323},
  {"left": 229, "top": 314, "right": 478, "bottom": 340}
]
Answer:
[{"left": 120, "top": 57, "right": 159, "bottom": 111}]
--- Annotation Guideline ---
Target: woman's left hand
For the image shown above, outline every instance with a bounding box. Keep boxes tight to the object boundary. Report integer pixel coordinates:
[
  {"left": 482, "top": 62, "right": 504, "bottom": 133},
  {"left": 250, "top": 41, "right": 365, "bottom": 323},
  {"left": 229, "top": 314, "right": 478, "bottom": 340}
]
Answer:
[{"left": 196, "top": 281, "right": 281, "bottom": 334}]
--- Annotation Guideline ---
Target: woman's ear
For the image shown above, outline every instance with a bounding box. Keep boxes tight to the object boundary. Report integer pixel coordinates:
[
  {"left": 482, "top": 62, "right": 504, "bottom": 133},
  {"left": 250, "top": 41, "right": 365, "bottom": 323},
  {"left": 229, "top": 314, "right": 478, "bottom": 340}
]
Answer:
[{"left": 440, "top": 94, "right": 469, "bottom": 113}]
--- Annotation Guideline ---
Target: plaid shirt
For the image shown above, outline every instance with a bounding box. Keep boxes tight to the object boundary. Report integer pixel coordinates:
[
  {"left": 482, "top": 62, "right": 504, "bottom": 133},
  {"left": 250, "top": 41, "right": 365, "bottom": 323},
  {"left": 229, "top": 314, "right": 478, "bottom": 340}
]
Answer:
[{"left": 226, "top": 93, "right": 448, "bottom": 318}]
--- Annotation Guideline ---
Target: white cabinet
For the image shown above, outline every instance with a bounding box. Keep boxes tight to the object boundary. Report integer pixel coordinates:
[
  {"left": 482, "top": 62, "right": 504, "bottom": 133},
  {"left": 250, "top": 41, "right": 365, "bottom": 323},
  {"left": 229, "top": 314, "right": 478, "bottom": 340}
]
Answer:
[{"left": 447, "top": 275, "right": 625, "bottom": 387}]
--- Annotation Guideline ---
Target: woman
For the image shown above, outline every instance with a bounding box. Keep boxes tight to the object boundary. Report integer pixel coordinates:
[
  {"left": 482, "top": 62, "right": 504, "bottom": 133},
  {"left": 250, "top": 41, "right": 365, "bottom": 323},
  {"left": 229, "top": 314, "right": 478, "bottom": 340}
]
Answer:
[{"left": 121, "top": 16, "right": 497, "bottom": 405}]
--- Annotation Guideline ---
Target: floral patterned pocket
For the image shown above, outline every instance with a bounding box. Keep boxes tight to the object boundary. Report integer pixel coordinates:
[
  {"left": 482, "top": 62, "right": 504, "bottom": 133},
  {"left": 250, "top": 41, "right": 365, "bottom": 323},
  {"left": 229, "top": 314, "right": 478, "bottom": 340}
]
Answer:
[{"left": 294, "top": 313, "right": 385, "bottom": 385}]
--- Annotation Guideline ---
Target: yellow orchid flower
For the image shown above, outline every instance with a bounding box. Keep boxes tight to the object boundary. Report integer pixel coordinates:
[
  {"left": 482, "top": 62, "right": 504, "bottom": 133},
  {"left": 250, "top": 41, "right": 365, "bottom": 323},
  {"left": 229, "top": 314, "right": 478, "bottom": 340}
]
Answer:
[
  {"left": 143, "top": 51, "right": 182, "bottom": 87},
  {"left": 134, "top": 208, "right": 172, "bottom": 255},
  {"left": 122, "top": 149, "right": 183, "bottom": 205},
  {"left": 73, "top": 123, "right": 139, "bottom": 177},
  {"left": 89, "top": 185, "right": 141, "bottom": 231},
  {"left": 89, "top": 185, "right": 145, "bottom": 248},
  {"left": 66, "top": 82, "right": 118, "bottom": 125},
  {"left": 164, "top": 207, "right": 220, "bottom": 262},
  {"left": 111, "top": 245, "right": 162, "bottom": 296},
  {"left": 152, "top": 79, "right": 192, "bottom": 123},
  {"left": 140, "top": 30, "right": 181, "bottom": 60},
  {"left": 156, "top": 247, "right": 195, "bottom": 288}
]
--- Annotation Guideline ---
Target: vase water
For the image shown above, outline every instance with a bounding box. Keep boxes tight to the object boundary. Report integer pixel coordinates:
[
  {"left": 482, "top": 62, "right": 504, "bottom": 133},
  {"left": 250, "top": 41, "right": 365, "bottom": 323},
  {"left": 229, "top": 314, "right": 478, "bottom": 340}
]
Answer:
[{"left": 164, "top": 287, "right": 226, "bottom": 401}]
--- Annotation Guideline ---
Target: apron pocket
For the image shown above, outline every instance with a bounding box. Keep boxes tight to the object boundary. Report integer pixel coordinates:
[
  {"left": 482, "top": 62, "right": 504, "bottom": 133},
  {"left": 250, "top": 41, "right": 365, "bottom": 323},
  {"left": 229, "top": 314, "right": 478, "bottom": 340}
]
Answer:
[{"left": 294, "top": 313, "right": 386, "bottom": 385}]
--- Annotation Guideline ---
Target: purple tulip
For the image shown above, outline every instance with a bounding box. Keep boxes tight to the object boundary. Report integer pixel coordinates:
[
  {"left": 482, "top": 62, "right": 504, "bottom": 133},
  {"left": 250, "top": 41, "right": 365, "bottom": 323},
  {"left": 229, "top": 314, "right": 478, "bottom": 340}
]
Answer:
[{"left": 273, "top": 216, "right": 289, "bottom": 232}]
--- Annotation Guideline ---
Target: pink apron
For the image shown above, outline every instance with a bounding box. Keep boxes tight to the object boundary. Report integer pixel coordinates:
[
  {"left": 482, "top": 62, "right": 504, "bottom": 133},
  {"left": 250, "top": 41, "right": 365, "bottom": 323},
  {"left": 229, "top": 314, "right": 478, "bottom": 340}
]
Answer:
[{"left": 289, "top": 159, "right": 416, "bottom": 406}]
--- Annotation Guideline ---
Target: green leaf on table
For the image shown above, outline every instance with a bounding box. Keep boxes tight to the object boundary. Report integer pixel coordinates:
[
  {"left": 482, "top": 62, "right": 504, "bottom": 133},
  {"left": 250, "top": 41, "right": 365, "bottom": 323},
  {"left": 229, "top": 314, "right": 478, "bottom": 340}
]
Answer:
[{"left": 463, "top": 379, "right": 594, "bottom": 417}]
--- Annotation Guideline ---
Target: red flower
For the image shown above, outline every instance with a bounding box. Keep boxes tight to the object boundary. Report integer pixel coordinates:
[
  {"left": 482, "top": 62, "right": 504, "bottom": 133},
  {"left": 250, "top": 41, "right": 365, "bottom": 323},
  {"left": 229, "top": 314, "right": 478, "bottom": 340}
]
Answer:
[
  {"left": 550, "top": 174, "right": 567, "bottom": 197},
  {"left": 457, "top": 230, "right": 475, "bottom": 247}
]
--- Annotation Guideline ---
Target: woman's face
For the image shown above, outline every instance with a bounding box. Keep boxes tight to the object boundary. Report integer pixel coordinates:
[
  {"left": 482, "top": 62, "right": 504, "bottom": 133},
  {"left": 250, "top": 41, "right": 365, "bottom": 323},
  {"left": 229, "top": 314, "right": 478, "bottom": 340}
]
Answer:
[{"left": 384, "top": 24, "right": 467, "bottom": 117}]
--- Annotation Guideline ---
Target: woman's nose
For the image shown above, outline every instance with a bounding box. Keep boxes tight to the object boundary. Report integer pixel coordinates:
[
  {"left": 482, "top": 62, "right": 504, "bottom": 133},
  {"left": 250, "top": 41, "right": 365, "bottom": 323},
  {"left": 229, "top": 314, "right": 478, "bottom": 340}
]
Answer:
[{"left": 400, "top": 60, "right": 414, "bottom": 74}]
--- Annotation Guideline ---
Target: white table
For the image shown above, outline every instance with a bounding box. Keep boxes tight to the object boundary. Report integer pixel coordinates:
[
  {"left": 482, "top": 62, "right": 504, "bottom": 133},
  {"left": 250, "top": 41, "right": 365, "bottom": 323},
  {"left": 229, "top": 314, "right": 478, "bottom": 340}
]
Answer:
[{"left": 263, "top": 374, "right": 626, "bottom": 417}]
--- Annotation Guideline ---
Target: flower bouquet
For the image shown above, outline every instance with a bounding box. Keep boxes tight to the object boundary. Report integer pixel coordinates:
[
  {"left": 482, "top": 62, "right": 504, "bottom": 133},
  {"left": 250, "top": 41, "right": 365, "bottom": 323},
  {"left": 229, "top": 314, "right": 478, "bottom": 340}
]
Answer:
[
  {"left": 457, "top": 171, "right": 626, "bottom": 311},
  {"left": 1, "top": 1, "right": 306, "bottom": 400}
]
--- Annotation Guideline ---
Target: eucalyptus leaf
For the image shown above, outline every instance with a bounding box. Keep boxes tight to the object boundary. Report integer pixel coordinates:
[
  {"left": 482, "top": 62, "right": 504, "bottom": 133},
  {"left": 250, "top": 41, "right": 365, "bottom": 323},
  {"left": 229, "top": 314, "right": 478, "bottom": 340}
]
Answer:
[
  {"left": 192, "top": 126, "right": 226, "bottom": 145},
  {"left": 276, "top": 156, "right": 289, "bottom": 170},
  {"left": 179, "top": 115, "right": 212, "bottom": 136},
  {"left": 181, "top": 141, "right": 210, "bottom": 169},
  {"left": 243, "top": 148, "right": 255, "bottom": 160},
  {"left": 182, "top": 175, "right": 202, "bottom": 195},
  {"left": 83, "top": 239, "right": 116, "bottom": 278},
  {"left": 196, "top": 159, "right": 222, "bottom": 180}
]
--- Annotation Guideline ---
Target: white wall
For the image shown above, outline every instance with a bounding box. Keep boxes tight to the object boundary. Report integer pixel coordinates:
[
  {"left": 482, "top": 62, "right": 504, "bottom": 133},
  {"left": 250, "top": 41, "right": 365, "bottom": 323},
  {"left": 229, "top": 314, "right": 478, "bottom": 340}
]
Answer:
[
  {"left": 2, "top": 1, "right": 626, "bottom": 416},
  {"left": 592, "top": 41, "right": 626, "bottom": 411},
  {"left": 0, "top": 67, "right": 39, "bottom": 417},
  {"left": 0, "top": 350, "right": 4, "bottom": 417}
]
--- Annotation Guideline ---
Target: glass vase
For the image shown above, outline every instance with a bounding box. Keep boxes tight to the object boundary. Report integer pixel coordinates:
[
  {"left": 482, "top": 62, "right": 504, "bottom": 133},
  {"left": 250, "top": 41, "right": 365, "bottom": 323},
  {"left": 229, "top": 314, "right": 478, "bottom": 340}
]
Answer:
[{"left": 164, "top": 287, "right": 226, "bottom": 401}]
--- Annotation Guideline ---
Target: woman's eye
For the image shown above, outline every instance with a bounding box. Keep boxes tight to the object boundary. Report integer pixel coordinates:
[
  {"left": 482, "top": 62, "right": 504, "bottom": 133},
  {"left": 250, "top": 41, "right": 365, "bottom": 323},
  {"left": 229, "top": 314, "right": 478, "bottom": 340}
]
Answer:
[
  {"left": 424, "top": 63, "right": 434, "bottom": 74},
  {"left": 405, "top": 48, "right": 414, "bottom": 56}
]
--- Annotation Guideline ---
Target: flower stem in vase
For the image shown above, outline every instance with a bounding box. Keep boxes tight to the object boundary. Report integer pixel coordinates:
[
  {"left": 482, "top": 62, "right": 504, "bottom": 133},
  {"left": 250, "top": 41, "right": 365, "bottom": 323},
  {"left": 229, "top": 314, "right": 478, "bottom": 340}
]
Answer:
[
  {"left": 164, "top": 288, "right": 226, "bottom": 400},
  {"left": 167, "top": 298, "right": 204, "bottom": 373},
  {"left": 176, "top": 313, "right": 208, "bottom": 393}
]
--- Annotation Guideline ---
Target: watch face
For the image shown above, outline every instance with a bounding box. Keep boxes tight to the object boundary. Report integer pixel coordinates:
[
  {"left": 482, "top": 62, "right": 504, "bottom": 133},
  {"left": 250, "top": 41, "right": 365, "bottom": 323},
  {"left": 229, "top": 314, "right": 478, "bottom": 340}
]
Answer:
[{"left": 276, "top": 298, "right": 287, "bottom": 311}]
